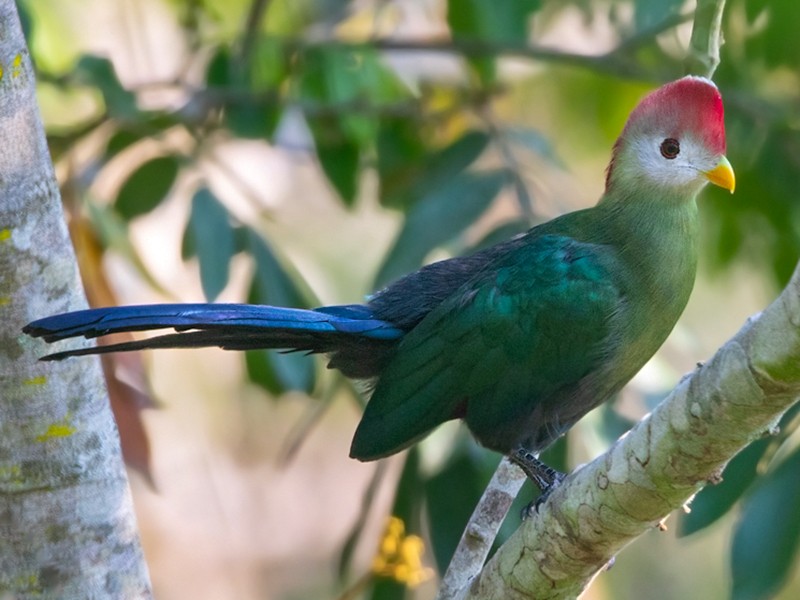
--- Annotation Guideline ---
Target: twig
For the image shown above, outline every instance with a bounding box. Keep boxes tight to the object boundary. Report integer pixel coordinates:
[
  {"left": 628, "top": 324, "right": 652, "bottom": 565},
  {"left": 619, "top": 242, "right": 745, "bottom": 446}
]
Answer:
[
  {"left": 685, "top": 0, "right": 728, "bottom": 77},
  {"left": 238, "top": 0, "right": 272, "bottom": 68},
  {"left": 436, "top": 458, "right": 526, "bottom": 600}
]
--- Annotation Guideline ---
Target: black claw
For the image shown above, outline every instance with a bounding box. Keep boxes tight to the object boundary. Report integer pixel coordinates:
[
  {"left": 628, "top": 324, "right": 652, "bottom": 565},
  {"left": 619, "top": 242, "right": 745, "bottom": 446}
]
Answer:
[{"left": 510, "top": 447, "right": 566, "bottom": 517}]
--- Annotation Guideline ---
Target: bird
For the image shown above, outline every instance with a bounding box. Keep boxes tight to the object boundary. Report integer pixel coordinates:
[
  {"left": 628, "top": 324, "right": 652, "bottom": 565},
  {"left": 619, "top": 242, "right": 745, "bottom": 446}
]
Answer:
[{"left": 24, "top": 76, "right": 735, "bottom": 498}]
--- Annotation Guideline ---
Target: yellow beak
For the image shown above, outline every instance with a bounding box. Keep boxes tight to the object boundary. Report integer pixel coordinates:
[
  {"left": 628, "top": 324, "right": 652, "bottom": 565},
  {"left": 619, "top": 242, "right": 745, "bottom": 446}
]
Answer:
[{"left": 703, "top": 155, "right": 735, "bottom": 193}]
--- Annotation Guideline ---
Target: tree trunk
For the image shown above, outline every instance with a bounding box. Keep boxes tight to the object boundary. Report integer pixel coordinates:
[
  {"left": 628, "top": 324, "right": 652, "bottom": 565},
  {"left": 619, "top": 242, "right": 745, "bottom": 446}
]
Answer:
[{"left": 0, "top": 1, "right": 152, "bottom": 597}]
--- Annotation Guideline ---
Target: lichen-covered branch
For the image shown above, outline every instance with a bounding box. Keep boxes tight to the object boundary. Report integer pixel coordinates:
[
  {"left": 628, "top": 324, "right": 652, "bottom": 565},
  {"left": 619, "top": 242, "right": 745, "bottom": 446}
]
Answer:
[
  {"left": 437, "top": 458, "right": 526, "bottom": 600},
  {"left": 0, "top": 1, "right": 152, "bottom": 596},
  {"left": 456, "top": 260, "right": 800, "bottom": 599}
]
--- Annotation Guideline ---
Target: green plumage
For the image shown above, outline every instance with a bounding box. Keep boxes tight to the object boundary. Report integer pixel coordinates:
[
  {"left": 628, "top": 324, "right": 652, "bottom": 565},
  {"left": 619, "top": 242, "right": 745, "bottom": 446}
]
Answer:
[
  {"left": 24, "top": 77, "right": 731, "bottom": 494},
  {"left": 351, "top": 74, "right": 735, "bottom": 473},
  {"left": 351, "top": 194, "right": 699, "bottom": 461}
]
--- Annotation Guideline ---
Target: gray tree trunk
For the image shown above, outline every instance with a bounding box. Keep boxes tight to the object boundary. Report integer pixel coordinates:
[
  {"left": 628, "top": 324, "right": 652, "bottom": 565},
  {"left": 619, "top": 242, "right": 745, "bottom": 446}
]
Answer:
[{"left": 0, "top": 1, "right": 152, "bottom": 597}]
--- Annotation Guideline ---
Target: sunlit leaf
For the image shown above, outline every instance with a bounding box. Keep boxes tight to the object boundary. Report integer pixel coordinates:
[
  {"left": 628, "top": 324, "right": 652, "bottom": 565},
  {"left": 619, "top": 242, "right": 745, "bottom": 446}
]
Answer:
[{"left": 299, "top": 46, "right": 410, "bottom": 205}]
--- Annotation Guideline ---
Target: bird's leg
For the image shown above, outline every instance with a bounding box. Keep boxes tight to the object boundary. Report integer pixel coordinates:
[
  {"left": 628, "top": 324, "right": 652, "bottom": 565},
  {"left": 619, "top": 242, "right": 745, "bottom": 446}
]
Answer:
[
  {"left": 511, "top": 447, "right": 565, "bottom": 491},
  {"left": 510, "top": 447, "right": 566, "bottom": 516}
]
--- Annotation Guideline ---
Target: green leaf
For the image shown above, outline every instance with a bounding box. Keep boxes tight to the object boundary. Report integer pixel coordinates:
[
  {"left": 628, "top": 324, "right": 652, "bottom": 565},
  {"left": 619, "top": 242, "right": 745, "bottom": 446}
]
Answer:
[
  {"left": 379, "top": 130, "right": 490, "bottom": 209},
  {"left": 206, "top": 43, "right": 285, "bottom": 139},
  {"left": 446, "top": 0, "right": 540, "bottom": 85},
  {"left": 633, "top": 0, "right": 683, "bottom": 33},
  {"left": 731, "top": 446, "right": 800, "bottom": 600},
  {"left": 680, "top": 438, "right": 769, "bottom": 536},
  {"left": 115, "top": 156, "right": 180, "bottom": 220},
  {"left": 246, "top": 230, "right": 307, "bottom": 307},
  {"left": 244, "top": 342, "right": 313, "bottom": 395},
  {"left": 391, "top": 447, "right": 423, "bottom": 528},
  {"left": 374, "top": 170, "right": 508, "bottom": 288},
  {"left": 211, "top": 40, "right": 287, "bottom": 140},
  {"left": 249, "top": 37, "right": 289, "bottom": 89},
  {"left": 198, "top": 224, "right": 251, "bottom": 262},
  {"left": 311, "top": 122, "right": 360, "bottom": 206},
  {"left": 188, "top": 188, "right": 235, "bottom": 301},
  {"left": 105, "top": 129, "right": 143, "bottom": 158},
  {"left": 338, "top": 462, "right": 388, "bottom": 580},
  {"left": 205, "top": 45, "right": 231, "bottom": 88},
  {"left": 298, "top": 47, "right": 407, "bottom": 146},
  {"left": 376, "top": 117, "right": 429, "bottom": 209},
  {"left": 226, "top": 97, "right": 282, "bottom": 140},
  {"left": 743, "top": 0, "right": 800, "bottom": 68},
  {"left": 296, "top": 46, "right": 410, "bottom": 204},
  {"left": 75, "top": 55, "right": 138, "bottom": 120},
  {"left": 425, "top": 450, "right": 492, "bottom": 573},
  {"left": 407, "top": 131, "right": 490, "bottom": 196},
  {"left": 245, "top": 230, "right": 315, "bottom": 394},
  {"left": 369, "top": 448, "right": 423, "bottom": 600},
  {"left": 703, "top": 122, "right": 800, "bottom": 289}
]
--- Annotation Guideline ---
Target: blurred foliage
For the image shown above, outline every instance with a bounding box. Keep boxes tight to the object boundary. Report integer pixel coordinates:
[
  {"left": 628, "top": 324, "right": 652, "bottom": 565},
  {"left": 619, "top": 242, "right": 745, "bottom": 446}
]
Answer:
[{"left": 20, "top": 0, "right": 800, "bottom": 598}]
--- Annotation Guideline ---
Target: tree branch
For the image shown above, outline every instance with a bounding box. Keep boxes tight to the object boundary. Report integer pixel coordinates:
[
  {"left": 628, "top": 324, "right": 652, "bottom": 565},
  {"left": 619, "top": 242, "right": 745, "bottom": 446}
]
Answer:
[
  {"left": 437, "top": 458, "right": 526, "bottom": 600},
  {"left": 454, "top": 260, "right": 800, "bottom": 599},
  {"left": 286, "top": 11, "right": 692, "bottom": 82}
]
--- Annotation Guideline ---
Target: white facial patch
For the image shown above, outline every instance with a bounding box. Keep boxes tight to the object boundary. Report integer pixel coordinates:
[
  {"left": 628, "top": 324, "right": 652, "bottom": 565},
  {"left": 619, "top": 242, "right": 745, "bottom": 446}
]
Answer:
[{"left": 617, "top": 133, "right": 720, "bottom": 196}]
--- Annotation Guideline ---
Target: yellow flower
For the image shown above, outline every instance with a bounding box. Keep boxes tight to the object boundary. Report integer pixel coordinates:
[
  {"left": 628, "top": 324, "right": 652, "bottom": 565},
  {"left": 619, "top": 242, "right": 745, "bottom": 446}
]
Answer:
[{"left": 372, "top": 517, "right": 434, "bottom": 588}]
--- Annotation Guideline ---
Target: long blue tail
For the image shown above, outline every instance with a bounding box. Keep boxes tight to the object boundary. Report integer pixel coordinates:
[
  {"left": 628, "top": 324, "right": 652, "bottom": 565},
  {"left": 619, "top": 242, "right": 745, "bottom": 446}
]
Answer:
[{"left": 24, "top": 303, "right": 404, "bottom": 375}]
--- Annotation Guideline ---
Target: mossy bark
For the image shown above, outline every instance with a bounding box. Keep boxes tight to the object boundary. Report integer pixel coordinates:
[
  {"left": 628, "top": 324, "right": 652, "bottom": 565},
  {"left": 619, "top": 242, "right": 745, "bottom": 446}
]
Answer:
[{"left": 0, "top": 2, "right": 152, "bottom": 597}]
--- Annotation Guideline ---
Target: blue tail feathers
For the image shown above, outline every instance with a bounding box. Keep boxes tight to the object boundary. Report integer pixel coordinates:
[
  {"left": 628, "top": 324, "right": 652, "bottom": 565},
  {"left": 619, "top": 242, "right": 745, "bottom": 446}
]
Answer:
[{"left": 24, "top": 303, "right": 404, "bottom": 369}]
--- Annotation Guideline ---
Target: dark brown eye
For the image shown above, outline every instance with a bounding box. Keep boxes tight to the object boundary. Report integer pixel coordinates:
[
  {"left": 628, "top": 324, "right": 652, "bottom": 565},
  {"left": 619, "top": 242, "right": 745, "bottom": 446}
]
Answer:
[{"left": 660, "top": 138, "right": 680, "bottom": 159}]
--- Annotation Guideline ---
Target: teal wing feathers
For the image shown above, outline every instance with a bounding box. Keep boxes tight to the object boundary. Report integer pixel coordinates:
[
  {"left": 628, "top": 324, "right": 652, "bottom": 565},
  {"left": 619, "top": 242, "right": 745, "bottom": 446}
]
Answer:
[{"left": 350, "top": 234, "right": 625, "bottom": 460}]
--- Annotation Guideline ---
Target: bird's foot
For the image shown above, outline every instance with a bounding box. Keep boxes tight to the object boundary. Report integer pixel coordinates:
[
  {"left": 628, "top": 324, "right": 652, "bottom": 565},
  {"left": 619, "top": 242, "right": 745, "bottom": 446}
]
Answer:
[{"left": 510, "top": 447, "right": 566, "bottom": 518}]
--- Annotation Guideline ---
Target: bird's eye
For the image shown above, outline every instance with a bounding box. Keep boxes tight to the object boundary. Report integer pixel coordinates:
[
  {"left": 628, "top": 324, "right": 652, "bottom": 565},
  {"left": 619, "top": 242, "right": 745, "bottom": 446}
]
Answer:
[{"left": 660, "top": 138, "right": 680, "bottom": 159}]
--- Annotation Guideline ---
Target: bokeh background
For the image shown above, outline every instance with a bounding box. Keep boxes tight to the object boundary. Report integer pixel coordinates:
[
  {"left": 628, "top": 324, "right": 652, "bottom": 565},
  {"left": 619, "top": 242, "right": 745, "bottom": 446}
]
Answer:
[{"left": 20, "top": 0, "right": 800, "bottom": 598}]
